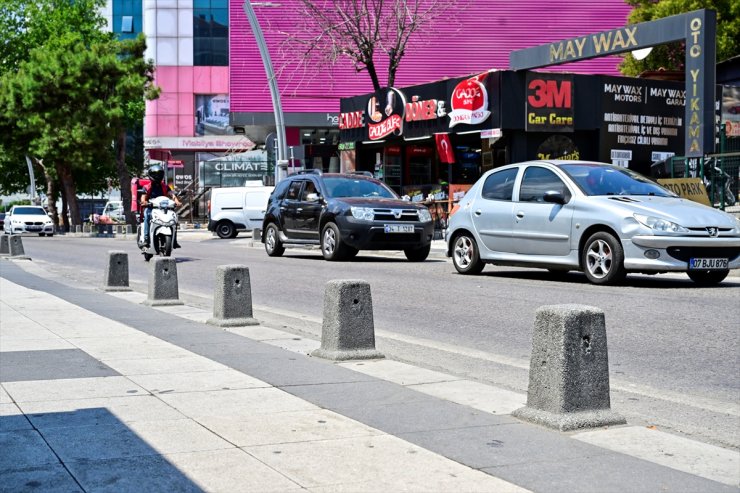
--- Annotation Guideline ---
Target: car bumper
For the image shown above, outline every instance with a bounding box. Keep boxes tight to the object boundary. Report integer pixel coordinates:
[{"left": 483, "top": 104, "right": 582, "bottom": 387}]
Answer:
[
  {"left": 623, "top": 235, "right": 740, "bottom": 272},
  {"left": 336, "top": 217, "right": 434, "bottom": 250},
  {"left": 6, "top": 225, "right": 55, "bottom": 234}
]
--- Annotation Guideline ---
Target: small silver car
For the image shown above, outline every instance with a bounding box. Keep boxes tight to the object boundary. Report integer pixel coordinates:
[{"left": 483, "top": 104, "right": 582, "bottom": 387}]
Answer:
[{"left": 445, "top": 160, "right": 740, "bottom": 285}]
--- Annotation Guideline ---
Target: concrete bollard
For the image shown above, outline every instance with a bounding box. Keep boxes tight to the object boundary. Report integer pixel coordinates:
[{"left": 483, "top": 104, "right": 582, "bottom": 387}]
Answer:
[
  {"left": 103, "top": 251, "right": 132, "bottom": 292},
  {"left": 512, "top": 305, "right": 625, "bottom": 431},
  {"left": 75, "top": 225, "right": 82, "bottom": 236},
  {"left": 143, "top": 257, "right": 183, "bottom": 306},
  {"left": 0, "top": 235, "right": 9, "bottom": 255},
  {"left": 125, "top": 225, "right": 132, "bottom": 236},
  {"left": 311, "top": 280, "right": 384, "bottom": 361},
  {"left": 8, "top": 235, "right": 30, "bottom": 260},
  {"left": 207, "top": 265, "right": 259, "bottom": 327},
  {"left": 252, "top": 228, "right": 262, "bottom": 242}
]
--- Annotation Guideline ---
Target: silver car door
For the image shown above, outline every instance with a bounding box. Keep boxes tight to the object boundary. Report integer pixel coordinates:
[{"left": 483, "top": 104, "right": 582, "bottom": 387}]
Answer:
[
  {"left": 512, "top": 166, "right": 575, "bottom": 256},
  {"left": 471, "top": 167, "right": 518, "bottom": 253}
]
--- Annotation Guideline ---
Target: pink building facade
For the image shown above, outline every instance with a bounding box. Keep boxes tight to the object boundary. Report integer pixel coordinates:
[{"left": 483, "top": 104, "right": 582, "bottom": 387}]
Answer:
[{"left": 229, "top": 0, "right": 633, "bottom": 170}]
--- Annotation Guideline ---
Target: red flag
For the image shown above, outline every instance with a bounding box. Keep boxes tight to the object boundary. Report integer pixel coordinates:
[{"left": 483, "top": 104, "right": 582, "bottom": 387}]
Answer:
[{"left": 435, "top": 133, "right": 455, "bottom": 164}]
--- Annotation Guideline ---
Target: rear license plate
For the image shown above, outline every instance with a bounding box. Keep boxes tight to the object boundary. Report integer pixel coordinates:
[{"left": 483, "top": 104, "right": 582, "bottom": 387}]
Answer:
[
  {"left": 689, "top": 258, "right": 728, "bottom": 270},
  {"left": 384, "top": 224, "right": 414, "bottom": 234}
]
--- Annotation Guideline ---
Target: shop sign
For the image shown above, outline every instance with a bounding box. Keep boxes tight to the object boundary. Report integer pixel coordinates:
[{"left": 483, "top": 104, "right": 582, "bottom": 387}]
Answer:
[
  {"left": 657, "top": 178, "right": 710, "bottom": 206},
  {"left": 448, "top": 73, "right": 491, "bottom": 127},
  {"left": 599, "top": 76, "right": 684, "bottom": 175},
  {"left": 338, "top": 142, "right": 355, "bottom": 151},
  {"left": 525, "top": 73, "right": 574, "bottom": 132},
  {"left": 367, "top": 88, "right": 406, "bottom": 140},
  {"left": 144, "top": 136, "right": 255, "bottom": 151}
]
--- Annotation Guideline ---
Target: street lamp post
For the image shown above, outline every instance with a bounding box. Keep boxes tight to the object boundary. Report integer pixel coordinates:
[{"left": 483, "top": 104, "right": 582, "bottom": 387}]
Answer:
[{"left": 242, "top": 1, "right": 288, "bottom": 184}]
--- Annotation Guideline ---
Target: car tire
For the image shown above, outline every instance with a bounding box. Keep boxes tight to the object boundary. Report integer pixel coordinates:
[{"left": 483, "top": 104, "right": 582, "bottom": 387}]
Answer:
[
  {"left": 48, "top": 234, "right": 54, "bottom": 237},
  {"left": 39, "top": 233, "right": 45, "bottom": 237},
  {"left": 264, "top": 223, "right": 285, "bottom": 257},
  {"left": 159, "top": 235, "right": 173, "bottom": 257},
  {"left": 321, "top": 222, "right": 350, "bottom": 261},
  {"left": 582, "top": 232, "right": 626, "bottom": 285},
  {"left": 687, "top": 269, "right": 729, "bottom": 286},
  {"left": 451, "top": 233, "right": 484, "bottom": 275},
  {"left": 404, "top": 244, "right": 430, "bottom": 262},
  {"left": 216, "top": 221, "right": 236, "bottom": 239}
]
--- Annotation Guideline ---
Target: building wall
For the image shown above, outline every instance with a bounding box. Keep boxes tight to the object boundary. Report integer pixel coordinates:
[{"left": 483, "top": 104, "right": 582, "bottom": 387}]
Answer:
[{"left": 229, "top": 0, "right": 633, "bottom": 114}]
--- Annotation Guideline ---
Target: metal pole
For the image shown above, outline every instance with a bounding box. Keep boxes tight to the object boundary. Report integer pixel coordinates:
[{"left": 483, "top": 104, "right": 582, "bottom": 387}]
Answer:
[
  {"left": 25, "top": 155, "right": 36, "bottom": 203},
  {"left": 243, "top": 1, "right": 288, "bottom": 184}
]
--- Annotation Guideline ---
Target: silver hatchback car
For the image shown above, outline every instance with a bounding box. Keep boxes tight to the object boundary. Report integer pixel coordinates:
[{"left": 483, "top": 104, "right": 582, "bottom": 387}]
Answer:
[{"left": 445, "top": 160, "right": 740, "bottom": 285}]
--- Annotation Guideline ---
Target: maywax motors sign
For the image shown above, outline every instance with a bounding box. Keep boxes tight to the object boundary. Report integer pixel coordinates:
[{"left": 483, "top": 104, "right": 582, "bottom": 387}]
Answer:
[
  {"left": 599, "top": 76, "right": 685, "bottom": 173},
  {"left": 510, "top": 9, "right": 716, "bottom": 158}
]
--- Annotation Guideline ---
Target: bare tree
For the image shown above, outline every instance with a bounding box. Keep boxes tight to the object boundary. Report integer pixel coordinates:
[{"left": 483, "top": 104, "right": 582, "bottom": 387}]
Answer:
[{"left": 277, "top": 0, "right": 462, "bottom": 92}]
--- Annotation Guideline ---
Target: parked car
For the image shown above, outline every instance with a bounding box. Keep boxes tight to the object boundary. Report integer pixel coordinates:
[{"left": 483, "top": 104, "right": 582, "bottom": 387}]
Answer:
[
  {"left": 208, "top": 182, "right": 275, "bottom": 238},
  {"left": 446, "top": 160, "right": 740, "bottom": 286},
  {"left": 262, "top": 171, "right": 434, "bottom": 261},
  {"left": 3, "top": 205, "right": 55, "bottom": 236}
]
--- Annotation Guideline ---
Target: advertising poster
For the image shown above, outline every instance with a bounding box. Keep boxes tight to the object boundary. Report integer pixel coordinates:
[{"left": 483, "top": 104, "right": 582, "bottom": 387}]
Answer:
[
  {"left": 599, "top": 76, "right": 685, "bottom": 175},
  {"left": 200, "top": 150, "right": 270, "bottom": 188},
  {"left": 195, "top": 94, "right": 232, "bottom": 136},
  {"left": 722, "top": 85, "right": 740, "bottom": 138},
  {"left": 525, "top": 72, "right": 574, "bottom": 133}
]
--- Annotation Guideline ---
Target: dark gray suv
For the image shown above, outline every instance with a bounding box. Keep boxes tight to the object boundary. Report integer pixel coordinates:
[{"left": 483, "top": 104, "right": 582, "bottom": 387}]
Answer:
[{"left": 261, "top": 171, "right": 434, "bottom": 261}]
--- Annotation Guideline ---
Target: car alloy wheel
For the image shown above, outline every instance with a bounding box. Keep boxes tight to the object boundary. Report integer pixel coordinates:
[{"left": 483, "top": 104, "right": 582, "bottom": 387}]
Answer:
[
  {"left": 582, "top": 232, "right": 625, "bottom": 285},
  {"left": 321, "top": 222, "right": 349, "bottom": 261},
  {"left": 264, "top": 223, "right": 285, "bottom": 257},
  {"left": 452, "top": 233, "right": 484, "bottom": 275}
]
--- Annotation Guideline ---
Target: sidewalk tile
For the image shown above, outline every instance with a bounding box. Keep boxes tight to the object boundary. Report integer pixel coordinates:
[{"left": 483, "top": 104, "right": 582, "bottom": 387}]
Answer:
[
  {"left": 408, "top": 379, "right": 526, "bottom": 415},
  {"left": 0, "top": 403, "right": 32, "bottom": 432},
  {"left": 226, "top": 325, "right": 300, "bottom": 341},
  {"left": 127, "top": 369, "right": 269, "bottom": 394},
  {"left": 245, "top": 434, "right": 529, "bottom": 492},
  {"left": 158, "top": 387, "right": 317, "bottom": 419},
  {"left": 0, "top": 465, "right": 83, "bottom": 493},
  {"left": 0, "top": 337, "right": 75, "bottom": 352},
  {"left": 69, "top": 335, "right": 193, "bottom": 360},
  {"left": 339, "top": 360, "right": 462, "bottom": 386},
  {"left": 4, "top": 376, "right": 148, "bottom": 403},
  {"left": 102, "top": 355, "right": 228, "bottom": 375},
  {"left": 198, "top": 409, "right": 381, "bottom": 447},
  {"left": 0, "top": 430, "right": 60, "bottom": 471}
]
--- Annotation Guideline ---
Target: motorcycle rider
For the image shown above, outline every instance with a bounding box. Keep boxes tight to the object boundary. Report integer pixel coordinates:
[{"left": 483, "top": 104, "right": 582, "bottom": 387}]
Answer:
[{"left": 140, "top": 165, "right": 181, "bottom": 248}]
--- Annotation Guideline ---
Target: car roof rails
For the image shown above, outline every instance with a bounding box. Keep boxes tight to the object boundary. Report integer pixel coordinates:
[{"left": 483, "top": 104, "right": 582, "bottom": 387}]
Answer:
[
  {"left": 349, "top": 171, "right": 374, "bottom": 177},
  {"left": 296, "top": 169, "right": 322, "bottom": 175}
]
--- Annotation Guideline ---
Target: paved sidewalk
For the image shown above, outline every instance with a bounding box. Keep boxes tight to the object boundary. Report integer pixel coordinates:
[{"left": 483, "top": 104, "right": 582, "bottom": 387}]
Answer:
[{"left": 1, "top": 259, "right": 738, "bottom": 492}]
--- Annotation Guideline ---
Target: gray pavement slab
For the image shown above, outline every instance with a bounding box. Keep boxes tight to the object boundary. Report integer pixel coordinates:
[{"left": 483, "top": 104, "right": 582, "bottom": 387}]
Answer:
[
  {"left": 0, "top": 429, "right": 60, "bottom": 471},
  {"left": 0, "top": 349, "right": 119, "bottom": 382},
  {"left": 0, "top": 464, "right": 83, "bottom": 493}
]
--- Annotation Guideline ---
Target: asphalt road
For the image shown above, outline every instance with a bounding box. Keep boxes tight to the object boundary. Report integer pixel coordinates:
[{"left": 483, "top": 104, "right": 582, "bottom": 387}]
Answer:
[{"left": 8, "top": 232, "right": 740, "bottom": 450}]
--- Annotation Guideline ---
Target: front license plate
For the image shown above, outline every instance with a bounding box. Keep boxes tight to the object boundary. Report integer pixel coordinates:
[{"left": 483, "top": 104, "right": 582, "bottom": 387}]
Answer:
[
  {"left": 26, "top": 226, "right": 41, "bottom": 231},
  {"left": 384, "top": 224, "right": 414, "bottom": 234},
  {"left": 689, "top": 258, "right": 729, "bottom": 270}
]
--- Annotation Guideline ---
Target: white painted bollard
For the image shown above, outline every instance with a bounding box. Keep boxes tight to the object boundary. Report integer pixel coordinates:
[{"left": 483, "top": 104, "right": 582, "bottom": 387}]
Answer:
[
  {"left": 103, "top": 251, "right": 132, "bottom": 292},
  {"left": 512, "top": 304, "right": 625, "bottom": 431},
  {"left": 207, "top": 265, "right": 258, "bottom": 327},
  {"left": 311, "top": 280, "right": 384, "bottom": 361},
  {"left": 143, "top": 257, "right": 183, "bottom": 306}
]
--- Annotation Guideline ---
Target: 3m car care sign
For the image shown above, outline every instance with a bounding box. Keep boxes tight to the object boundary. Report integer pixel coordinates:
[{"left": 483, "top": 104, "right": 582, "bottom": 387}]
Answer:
[{"left": 448, "top": 73, "right": 491, "bottom": 128}]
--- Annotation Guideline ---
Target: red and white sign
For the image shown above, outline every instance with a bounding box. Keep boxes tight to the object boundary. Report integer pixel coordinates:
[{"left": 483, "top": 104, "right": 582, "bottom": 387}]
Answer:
[
  {"left": 448, "top": 73, "right": 491, "bottom": 128},
  {"left": 369, "top": 114, "right": 403, "bottom": 140}
]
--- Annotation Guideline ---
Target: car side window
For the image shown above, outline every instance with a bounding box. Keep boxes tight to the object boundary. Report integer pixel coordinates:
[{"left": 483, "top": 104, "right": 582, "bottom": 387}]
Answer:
[
  {"left": 286, "top": 181, "right": 303, "bottom": 201},
  {"left": 518, "top": 167, "right": 570, "bottom": 203},
  {"left": 481, "top": 168, "right": 518, "bottom": 201},
  {"left": 301, "top": 180, "right": 317, "bottom": 201},
  {"left": 272, "top": 179, "right": 291, "bottom": 201}
]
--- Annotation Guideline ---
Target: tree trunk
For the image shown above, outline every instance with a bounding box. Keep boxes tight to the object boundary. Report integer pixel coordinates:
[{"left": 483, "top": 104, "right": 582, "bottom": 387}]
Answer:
[
  {"left": 115, "top": 129, "right": 136, "bottom": 226},
  {"left": 56, "top": 162, "right": 80, "bottom": 227},
  {"left": 61, "top": 193, "right": 69, "bottom": 232}
]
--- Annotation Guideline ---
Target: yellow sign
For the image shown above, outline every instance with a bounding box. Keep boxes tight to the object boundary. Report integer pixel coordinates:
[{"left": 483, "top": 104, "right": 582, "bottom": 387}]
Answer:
[{"left": 658, "top": 178, "right": 710, "bottom": 206}]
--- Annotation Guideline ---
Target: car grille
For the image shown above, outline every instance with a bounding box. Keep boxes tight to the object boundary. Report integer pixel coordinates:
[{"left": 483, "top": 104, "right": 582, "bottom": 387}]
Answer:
[
  {"left": 24, "top": 221, "right": 44, "bottom": 225},
  {"left": 372, "top": 209, "right": 420, "bottom": 222},
  {"left": 666, "top": 247, "right": 740, "bottom": 262}
]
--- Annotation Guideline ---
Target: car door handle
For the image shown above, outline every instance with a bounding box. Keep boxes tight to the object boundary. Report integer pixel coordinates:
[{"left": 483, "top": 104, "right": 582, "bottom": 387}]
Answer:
[
  {"left": 516, "top": 211, "right": 525, "bottom": 219},
  {"left": 474, "top": 209, "right": 482, "bottom": 216},
  {"left": 296, "top": 208, "right": 303, "bottom": 212}
]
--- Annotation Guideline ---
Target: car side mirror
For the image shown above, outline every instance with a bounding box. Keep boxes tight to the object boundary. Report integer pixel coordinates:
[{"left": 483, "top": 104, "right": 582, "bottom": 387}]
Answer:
[
  {"left": 544, "top": 191, "right": 567, "bottom": 205},
  {"left": 306, "top": 192, "right": 320, "bottom": 202}
]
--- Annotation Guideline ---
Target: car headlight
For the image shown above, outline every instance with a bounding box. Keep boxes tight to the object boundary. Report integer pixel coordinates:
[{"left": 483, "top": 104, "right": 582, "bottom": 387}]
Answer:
[
  {"left": 351, "top": 207, "right": 375, "bottom": 221},
  {"left": 418, "top": 209, "right": 432, "bottom": 222},
  {"left": 633, "top": 214, "right": 688, "bottom": 233}
]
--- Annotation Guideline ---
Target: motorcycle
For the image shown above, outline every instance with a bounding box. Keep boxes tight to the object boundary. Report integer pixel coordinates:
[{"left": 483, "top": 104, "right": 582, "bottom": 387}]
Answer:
[
  {"left": 137, "top": 196, "right": 179, "bottom": 261},
  {"left": 703, "top": 163, "right": 737, "bottom": 208}
]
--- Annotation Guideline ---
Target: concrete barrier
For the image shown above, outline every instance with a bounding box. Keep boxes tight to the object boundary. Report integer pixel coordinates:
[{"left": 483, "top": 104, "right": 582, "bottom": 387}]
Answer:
[
  {"left": 8, "top": 235, "right": 30, "bottom": 260},
  {"left": 103, "top": 251, "right": 132, "bottom": 292},
  {"left": 252, "top": 228, "right": 262, "bottom": 242},
  {"left": 311, "top": 280, "right": 384, "bottom": 361},
  {"left": 0, "top": 235, "right": 9, "bottom": 256},
  {"left": 207, "top": 265, "right": 259, "bottom": 327},
  {"left": 75, "top": 225, "right": 81, "bottom": 236},
  {"left": 143, "top": 257, "right": 183, "bottom": 306},
  {"left": 512, "top": 304, "right": 625, "bottom": 431}
]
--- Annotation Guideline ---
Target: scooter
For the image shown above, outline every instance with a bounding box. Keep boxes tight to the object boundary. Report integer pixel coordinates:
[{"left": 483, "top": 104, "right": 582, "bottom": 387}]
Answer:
[{"left": 137, "top": 196, "right": 179, "bottom": 261}]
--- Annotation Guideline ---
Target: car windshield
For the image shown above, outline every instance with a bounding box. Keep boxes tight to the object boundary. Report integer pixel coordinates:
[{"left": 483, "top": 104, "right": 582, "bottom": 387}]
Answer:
[
  {"left": 561, "top": 164, "right": 675, "bottom": 197},
  {"left": 323, "top": 177, "right": 397, "bottom": 199},
  {"left": 13, "top": 207, "right": 47, "bottom": 215}
]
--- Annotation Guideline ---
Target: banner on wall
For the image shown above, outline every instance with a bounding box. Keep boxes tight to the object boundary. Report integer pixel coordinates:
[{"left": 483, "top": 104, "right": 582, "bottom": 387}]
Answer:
[
  {"left": 195, "top": 94, "right": 232, "bottom": 136},
  {"left": 435, "top": 134, "right": 455, "bottom": 163},
  {"left": 525, "top": 72, "right": 574, "bottom": 132}
]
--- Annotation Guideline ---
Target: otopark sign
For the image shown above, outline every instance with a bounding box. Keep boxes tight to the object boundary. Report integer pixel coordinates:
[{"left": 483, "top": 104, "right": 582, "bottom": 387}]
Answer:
[{"left": 510, "top": 9, "right": 716, "bottom": 158}]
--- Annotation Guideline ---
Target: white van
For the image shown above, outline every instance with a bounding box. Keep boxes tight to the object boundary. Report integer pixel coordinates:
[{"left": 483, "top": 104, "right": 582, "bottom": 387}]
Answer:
[{"left": 208, "top": 181, "right": 274, "bottom": 238}]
